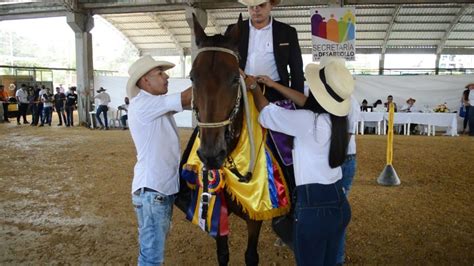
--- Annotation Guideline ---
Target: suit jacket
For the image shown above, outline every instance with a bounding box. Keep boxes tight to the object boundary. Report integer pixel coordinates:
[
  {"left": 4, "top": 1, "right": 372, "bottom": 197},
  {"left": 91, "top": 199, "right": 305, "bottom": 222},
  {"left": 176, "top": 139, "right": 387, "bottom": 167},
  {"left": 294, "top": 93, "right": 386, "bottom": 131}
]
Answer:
[{"left": 226, "top": 18, "right": 304, "bottom": 102}]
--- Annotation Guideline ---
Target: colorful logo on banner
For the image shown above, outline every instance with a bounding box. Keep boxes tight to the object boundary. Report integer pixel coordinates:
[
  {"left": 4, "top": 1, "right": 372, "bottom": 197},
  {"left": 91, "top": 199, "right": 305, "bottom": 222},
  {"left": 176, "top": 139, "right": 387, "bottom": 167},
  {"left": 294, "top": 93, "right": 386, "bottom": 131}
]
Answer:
[{"left": 311, "top": 8, "right": 356, "bottom": 61}]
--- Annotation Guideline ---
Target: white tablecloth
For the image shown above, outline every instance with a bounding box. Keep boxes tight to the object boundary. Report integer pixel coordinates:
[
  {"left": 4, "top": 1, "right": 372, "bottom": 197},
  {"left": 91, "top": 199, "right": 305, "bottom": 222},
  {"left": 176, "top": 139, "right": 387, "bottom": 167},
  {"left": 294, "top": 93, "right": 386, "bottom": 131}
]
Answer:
[{"left": 358, "top": 112, "right": 458, "bottom": 136}]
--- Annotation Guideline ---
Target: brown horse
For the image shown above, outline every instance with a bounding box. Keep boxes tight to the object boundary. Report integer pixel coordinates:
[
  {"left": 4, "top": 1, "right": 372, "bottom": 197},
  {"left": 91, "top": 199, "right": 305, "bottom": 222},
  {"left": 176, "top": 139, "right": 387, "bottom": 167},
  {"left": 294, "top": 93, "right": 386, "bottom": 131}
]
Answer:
[{"left": 179, "top": 14, "right": 266, "bottom": 266}]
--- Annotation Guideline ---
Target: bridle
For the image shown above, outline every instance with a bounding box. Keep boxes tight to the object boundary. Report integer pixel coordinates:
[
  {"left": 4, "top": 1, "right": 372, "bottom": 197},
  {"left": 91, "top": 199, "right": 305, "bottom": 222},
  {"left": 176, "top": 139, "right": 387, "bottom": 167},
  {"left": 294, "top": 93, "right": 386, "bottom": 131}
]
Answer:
[
  {"left": 191, "top": 46, "right": 256, "bottom": 180},
  {"left": 192, "top": 47, "right": 242, "bottom": 129}
]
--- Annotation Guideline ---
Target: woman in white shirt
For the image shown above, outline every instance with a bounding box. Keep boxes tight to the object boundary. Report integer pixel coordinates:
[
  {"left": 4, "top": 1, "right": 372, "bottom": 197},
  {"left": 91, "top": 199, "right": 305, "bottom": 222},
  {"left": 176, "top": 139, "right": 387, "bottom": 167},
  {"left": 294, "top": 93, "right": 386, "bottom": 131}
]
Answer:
[{"left": 247, "top": 56, "right": 353, "bottom": 266}]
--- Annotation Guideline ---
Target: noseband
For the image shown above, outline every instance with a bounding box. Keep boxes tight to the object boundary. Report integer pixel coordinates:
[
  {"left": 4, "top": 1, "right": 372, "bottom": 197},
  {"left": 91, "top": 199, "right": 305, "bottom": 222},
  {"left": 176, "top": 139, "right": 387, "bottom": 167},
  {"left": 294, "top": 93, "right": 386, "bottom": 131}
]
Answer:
[{"left": 192, "top": 47, "right": 242, "bottom": 129}]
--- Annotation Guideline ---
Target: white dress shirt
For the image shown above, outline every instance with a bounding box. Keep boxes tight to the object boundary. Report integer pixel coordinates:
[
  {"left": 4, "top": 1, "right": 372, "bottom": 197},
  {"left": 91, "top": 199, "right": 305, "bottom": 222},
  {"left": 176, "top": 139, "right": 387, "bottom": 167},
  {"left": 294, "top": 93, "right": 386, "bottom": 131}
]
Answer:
[
  {"left": 259, "top": 104, "right": 342, "bottom": 186},
  {"left": 400, "top": 104, "right": 419, "bottom": 112},
  {"left": 15, "top": 88, "right": 28, "bottom": 103},
  {"left": 245, "top": 18, "right": 281, "bottom": 82},
  {"left": 94, "top": 92, "right": 111, "bottom": 106},
  {"left": 128, "top": 90, "right": 183, "bottom": 195},
  {"left": 469, "top": 89, "right": 474, "bottom": 103},
  {"left": 347, "top": 95, "right": 360, "bottom": 155}
]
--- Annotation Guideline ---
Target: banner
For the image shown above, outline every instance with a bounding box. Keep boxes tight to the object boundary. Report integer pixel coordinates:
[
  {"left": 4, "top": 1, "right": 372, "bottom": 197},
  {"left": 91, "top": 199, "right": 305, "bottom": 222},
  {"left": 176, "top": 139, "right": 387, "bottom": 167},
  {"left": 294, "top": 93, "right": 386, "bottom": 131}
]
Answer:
[{"left": 311, "top": 8, "right": 356, "bottom": 61}]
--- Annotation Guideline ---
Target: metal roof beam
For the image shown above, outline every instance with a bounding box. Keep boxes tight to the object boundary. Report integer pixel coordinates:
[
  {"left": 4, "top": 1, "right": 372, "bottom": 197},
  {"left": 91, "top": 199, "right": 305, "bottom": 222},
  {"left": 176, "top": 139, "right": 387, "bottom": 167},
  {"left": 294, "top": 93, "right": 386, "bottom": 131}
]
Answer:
[
  {"left": 141, "top": 48, "right": 191, "bottom": 56},
  {"left": 436, "top": 4, "right": 471, "bottom": 55},
  {"left": 379, "top": 4, "right": 401, "bottom": 74},
  {"left": 207, "top": 11, "right": 223, "bottom": 35},
  {"left": 98, "top": 15, "right": 141, "bottom": 56},
  {"left": 148, "top": 13, "right": 184, "bottom": 56}
]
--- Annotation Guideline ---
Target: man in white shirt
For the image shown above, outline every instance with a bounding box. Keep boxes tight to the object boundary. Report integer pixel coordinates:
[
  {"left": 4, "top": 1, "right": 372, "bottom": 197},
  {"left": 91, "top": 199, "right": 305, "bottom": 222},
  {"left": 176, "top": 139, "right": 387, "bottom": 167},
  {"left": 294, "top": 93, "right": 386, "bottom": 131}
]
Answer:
[
  {"left": 15, "top": 84, "right": 30, "bottom": 125},
  {"left": 400, "top": 97, "right": 418, "bottom": 113},
  {"left": 94, "top": 87, "right": 111, "bottom": 130},
  {"left": 126, "top": 55, "right": 191, "bottom": 265}
]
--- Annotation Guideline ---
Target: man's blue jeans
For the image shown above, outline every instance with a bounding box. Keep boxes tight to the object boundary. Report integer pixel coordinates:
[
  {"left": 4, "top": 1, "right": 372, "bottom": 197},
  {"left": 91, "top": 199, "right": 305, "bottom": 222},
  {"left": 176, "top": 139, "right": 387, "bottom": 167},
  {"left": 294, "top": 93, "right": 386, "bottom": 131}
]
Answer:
[
  {"left": 336, "top": 154, "right": 357, "bottom": 264},
  {"left": 96, "top": 105, "right": 108, "bottom": 128},
  {"left": 293, "top": 180, "right": 351, "bottom": 266},
  {"left": 132, "top": 189, "right": 175, "bottom": 266}
]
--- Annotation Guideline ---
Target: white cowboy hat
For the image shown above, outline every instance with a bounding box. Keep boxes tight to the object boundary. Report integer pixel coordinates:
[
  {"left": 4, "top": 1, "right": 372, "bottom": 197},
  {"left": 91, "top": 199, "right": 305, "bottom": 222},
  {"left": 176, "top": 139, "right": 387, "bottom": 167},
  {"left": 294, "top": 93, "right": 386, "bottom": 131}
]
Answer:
[
  {"left": 305, "top": 57, "right": 354, "bottom": 117},
  {"left": 126, "top": 55, "right": 175, "bottom": 99},
  {"left": 238, "top": 0, "right": 281, "bottom": 6}
]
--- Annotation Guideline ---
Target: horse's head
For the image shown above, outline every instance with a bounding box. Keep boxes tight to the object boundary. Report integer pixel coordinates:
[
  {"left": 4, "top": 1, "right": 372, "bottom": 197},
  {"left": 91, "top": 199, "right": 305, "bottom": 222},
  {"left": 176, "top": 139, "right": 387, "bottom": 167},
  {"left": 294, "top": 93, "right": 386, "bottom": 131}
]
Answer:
[{"left": 191, "top": 14, "right": 243, "bottom": 169}]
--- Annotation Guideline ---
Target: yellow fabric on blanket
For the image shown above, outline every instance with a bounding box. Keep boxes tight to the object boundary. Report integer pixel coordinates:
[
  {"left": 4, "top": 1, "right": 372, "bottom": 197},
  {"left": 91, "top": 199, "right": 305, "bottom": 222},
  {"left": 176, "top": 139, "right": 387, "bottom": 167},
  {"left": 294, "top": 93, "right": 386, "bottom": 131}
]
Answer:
[{"left": 184, "top": 93, "right": 290, "bottom": 220}]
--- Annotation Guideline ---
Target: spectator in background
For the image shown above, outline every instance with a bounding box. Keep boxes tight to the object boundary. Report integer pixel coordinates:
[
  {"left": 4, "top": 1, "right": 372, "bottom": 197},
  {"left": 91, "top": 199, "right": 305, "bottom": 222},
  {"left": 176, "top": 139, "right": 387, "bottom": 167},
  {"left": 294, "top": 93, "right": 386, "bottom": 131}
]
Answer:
[
  {"left": 461, "top": 88, "right": 470, "bottom": 134},
  {"left": 400, "top": 98, "right": 419, "bottom": 134},
  {"left": 384, "top": 95, "right": 397, "bottom": 112},
  {"left": 31, "top": 85, "right": 41, "bottom": 126},
  {"left": 118, "top": 96, "right": 129, "bottom": 130},
  {"left": 65, "top": 86, "right": 78, "bottom": 127},
  {"left": 466, "top": 83, "right": 474, "bottom": 136},
  {"left": 400, "top": 98, "right": 418, "bottom": 113},
  {"left": 54, "top": 87, "right": 67, "bottom": 126},
  {"left": 0, "top": 85, "right": 10, "bottom": 122},
  {"left": 373, "top": 99, "right": 383, "bottom": 112},
  {"left": 94, "top": 87, "right": 111, "bottom": 130},
  {"left": 360, "top": 99, "right": 372, "bottom": 112},
  {"left": 40, "top": 88, "right": 53, "bottom": 127},
  {"left": 15, "top": 84, "right": 29, "bottom": 125}
]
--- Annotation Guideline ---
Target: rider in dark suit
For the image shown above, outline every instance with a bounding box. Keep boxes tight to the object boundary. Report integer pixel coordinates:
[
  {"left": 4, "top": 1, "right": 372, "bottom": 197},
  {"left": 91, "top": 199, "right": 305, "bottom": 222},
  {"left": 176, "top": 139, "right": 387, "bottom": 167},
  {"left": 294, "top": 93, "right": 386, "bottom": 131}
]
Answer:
[
  {"left": 226, "top": 0, "right": 304, "bottom": 249},
  {"left": 226, "top": 0, "right": 304, "bottom": 102}
]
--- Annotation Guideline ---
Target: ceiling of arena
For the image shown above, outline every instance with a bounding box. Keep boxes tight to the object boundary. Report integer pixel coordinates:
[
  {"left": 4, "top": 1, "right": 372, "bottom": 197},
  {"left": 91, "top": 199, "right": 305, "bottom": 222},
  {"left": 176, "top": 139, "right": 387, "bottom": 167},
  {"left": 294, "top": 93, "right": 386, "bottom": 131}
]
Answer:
[{"left": 1, "top": 0, "right": 473, "bottom": 56}]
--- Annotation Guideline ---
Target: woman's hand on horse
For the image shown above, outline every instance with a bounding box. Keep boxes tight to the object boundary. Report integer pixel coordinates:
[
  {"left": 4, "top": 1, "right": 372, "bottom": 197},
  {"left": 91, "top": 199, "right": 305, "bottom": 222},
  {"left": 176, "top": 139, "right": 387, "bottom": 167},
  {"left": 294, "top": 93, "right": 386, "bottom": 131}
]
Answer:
[
  {"left": 256, "top": 75, "right": 276, "bottom": 88},
  {"left": 244, "top": 75, "right": 258, "bottom": 91}
]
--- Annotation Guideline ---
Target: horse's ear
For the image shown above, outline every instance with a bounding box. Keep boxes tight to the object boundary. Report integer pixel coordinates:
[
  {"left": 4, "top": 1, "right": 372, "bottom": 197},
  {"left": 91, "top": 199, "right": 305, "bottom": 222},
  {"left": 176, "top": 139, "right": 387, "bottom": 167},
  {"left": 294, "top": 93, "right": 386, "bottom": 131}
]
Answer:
[
  {"left": 226, "top": 13, "right": 242, "bottom": 47},
  {"left": 193, "top": 13, "right": 207, "bottom": 47}
]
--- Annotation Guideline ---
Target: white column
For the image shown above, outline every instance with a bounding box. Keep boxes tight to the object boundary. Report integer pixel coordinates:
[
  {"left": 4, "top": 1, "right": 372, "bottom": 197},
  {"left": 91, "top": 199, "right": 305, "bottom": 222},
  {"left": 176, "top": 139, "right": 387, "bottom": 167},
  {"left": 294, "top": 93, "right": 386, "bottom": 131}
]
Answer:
[{"left": 67, "top": 12, "right": 94, "bottom": 127}]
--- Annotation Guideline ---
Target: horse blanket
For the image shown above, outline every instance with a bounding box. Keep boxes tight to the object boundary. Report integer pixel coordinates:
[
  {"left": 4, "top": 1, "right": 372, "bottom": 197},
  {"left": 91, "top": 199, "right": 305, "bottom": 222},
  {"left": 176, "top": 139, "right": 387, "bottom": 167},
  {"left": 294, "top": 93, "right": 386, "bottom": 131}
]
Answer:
[{"left": 181, "top": 92, "right": 291, "bottom": 237}]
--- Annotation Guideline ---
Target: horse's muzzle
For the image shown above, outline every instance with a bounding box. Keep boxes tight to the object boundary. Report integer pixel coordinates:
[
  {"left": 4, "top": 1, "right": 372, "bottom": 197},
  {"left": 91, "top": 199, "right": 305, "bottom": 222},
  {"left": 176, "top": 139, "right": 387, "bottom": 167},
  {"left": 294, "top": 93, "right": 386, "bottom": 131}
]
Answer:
[{"left": 197, "top": 148, "right": 227, "bottom": 170}]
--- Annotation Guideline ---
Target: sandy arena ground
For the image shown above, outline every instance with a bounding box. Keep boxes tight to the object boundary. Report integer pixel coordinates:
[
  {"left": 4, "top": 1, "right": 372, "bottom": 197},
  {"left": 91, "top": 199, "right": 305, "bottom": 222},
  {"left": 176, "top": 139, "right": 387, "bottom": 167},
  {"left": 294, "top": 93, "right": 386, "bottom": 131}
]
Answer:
[{"left": 1, "top": 114, "right": 473, "bottom": 265}]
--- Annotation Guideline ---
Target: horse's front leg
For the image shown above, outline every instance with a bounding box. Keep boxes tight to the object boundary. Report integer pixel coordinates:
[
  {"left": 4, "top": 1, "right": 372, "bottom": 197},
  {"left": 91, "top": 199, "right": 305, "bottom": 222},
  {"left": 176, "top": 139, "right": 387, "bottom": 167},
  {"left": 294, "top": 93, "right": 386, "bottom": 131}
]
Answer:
[
  {"left": 216, "top": 235, "right": 229, "bottom": 266},
  {"left": 245, "top": 220, "right": 263, "bottom": 266}
]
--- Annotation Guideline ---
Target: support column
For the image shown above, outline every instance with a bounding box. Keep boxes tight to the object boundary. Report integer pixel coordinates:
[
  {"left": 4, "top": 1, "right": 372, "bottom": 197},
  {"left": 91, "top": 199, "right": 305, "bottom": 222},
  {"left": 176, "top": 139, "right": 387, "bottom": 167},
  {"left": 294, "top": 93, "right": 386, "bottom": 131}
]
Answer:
[
  {"left": 180, "top": 54, "right": 186, "bottom": 78},
  {"left": 435, "top": 54, "right": 441, "bottom": 75},
  {"left": 67, "top": 12, "right": 94, "bottom": 127},
  {"left": 379, "top": 55, "right": 385, "bottom": 75}
]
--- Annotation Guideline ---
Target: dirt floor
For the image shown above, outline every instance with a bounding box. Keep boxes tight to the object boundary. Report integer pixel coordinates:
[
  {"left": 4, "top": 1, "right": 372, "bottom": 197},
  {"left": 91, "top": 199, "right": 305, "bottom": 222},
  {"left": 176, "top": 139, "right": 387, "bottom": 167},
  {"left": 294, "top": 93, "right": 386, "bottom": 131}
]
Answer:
[{"left": 1, "top": 114, "right": 473, "bottom": 265}]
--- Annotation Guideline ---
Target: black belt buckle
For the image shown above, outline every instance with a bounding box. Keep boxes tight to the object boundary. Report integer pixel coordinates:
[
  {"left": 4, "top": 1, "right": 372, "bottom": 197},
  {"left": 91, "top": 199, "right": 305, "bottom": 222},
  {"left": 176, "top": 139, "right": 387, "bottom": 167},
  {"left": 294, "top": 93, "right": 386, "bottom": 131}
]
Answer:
[{"left": 133, "top": 187, "right": 157, "bottom": 196}]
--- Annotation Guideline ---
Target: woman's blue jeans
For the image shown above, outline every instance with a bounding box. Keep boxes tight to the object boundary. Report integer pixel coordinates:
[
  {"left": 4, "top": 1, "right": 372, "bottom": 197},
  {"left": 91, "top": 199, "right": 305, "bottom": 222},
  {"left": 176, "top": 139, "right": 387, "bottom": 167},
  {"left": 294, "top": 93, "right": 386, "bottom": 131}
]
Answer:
[
  {"left": 293, "top": 180, "right": 351, "bottom": 266},
  {"left": 132, "top": 189, "right": 175, "bottom": 266},
  {"left": 337, "top": 155, "right": 357, "bottom": 264}
]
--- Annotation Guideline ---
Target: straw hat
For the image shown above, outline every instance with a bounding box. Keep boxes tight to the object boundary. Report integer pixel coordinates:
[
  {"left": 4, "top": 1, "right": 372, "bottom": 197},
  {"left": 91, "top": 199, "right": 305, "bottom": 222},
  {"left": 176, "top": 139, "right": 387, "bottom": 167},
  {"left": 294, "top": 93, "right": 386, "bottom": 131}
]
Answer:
[
  {"left": 465, "top": 83, "right": 474, "bottom": 89},
  {"left": 304, "top": 57, "right": 354, "bottom": 117},
  {"left": 238, "top": 0, "right": 281, "bottom": 6},
  {"left": 126, "top": 55, "right": 175, "bottom": 99},
  {"left": 406, "top": 97, "right": 416, "bottom": 103}
]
